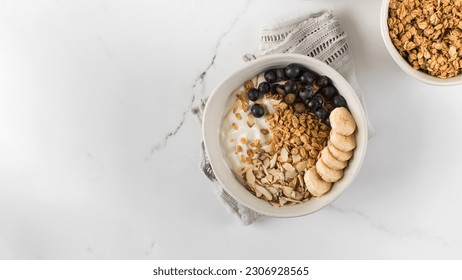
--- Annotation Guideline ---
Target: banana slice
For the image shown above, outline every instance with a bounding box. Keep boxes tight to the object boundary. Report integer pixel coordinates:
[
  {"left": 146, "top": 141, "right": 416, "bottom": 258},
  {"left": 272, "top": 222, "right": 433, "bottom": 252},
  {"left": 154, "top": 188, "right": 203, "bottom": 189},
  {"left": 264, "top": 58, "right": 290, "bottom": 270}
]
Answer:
[
  {"left": 327, "top": 140, "right": 353, "bottom": 161},
  {"left": 316, "top": 158, "right": 344, "bottom": 183},
  {"left": 320, "top": 146, "right": 347, "bottom": 170},
  {"left": 330, "top": 130, "right": 356, "bottom": 152},
  {"left": 329, "top": 107, "right": 356, "bottom": 136},
  {"left": 304, "top": 167, "right": 332, "bottom": 197}
]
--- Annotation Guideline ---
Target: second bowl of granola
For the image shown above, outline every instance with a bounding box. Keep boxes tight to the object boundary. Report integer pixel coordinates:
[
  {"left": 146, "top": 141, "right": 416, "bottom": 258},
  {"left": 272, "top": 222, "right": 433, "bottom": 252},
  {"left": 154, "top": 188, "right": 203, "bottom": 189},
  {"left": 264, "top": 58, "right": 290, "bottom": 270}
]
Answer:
[
  {"left": 203, "top": 53, "right": 368, "bottom": 217},
  {"left": 381, "top": 0, "right": 462, "bottom": 85}
]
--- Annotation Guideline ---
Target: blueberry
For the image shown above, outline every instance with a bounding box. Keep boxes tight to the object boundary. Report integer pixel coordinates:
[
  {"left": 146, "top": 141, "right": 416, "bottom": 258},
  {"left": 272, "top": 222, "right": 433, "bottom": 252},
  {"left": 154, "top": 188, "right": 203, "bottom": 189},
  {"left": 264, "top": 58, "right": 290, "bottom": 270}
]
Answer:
[
  {"left": 321, "top": 86, "right": 338, "bottom": 99},
  {"left": 299, "top": 87, "right": 315, "bottom": 100},
  {"left": 323, "top": 117, "right": 331, "bottom": 127},
  {"left": 312, "top": 94, "right": 324, "bottom": 107},
  {"left": 285, "top": 63, "right": 302, "bottom": 79},
  {"left": 307, "top": 99, "right": 320, "bottom": 111},
  {"left": 283, "top": 80, "right": 297, "bottom": 94},
  {"left": 248, "top": 88, "right": 260, "bottom": 101},
  {"left": 251, "top": 104, "right": 265, "bottom": 118},
  {"left": 316, "top": 76, "right": 331, "bottom": 87},
  {"left": 315, "top": 108, "right": 328, "bottom": 120},
  {"left": 264, "top": 70, "right": 277, "bottom": 83},
  {"left": 299, "top": 71, "right": 316, "bottom": 85},
  {"left": 332, "top": 94, "right": 347, "bottom": 108},
  {"left": 258, "top": 82, "right": 270, "bottom": 94},
  {"left": 276, "top": 68, "right": 288, "bottom": 81}
]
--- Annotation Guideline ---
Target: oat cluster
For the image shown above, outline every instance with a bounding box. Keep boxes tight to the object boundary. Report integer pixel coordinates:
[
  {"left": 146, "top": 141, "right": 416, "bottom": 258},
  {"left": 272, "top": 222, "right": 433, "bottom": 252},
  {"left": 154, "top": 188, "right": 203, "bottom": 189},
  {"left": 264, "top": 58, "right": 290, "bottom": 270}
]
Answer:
[{"left": 388, "top": 0, "right": 462, "bottom": 79}]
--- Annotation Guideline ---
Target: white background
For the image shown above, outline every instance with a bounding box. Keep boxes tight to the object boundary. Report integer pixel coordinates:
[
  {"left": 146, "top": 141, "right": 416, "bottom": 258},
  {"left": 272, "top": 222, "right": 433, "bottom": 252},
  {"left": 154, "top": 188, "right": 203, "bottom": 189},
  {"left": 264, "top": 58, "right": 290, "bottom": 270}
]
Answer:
[{"left": 1, "top": 0, "right": 462, "bottom": 259}]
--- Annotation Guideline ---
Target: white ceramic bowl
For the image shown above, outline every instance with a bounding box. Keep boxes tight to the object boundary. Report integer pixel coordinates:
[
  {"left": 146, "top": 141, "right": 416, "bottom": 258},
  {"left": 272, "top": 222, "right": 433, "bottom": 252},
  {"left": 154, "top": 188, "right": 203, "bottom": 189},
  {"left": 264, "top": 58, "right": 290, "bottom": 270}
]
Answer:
[
  {"left": 380, "top": 0, "right": 462, "bottom": 85},
  {"left": 202, "top": 54, "right": 368, "bottom": 217}
]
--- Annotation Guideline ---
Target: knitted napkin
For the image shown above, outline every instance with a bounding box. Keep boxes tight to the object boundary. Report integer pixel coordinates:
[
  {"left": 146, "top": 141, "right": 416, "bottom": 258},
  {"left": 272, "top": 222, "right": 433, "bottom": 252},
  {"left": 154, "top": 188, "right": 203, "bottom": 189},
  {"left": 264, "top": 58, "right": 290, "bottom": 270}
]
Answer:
[{"left": 192, "top": 11, "right": 374, "bottom": 225}]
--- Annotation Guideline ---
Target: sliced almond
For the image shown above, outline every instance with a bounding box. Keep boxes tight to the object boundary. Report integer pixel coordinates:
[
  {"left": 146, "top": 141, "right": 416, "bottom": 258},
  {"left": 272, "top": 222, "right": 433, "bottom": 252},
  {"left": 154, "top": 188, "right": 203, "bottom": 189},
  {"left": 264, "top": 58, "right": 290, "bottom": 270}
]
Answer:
[
  {"left": 295, "top": 161, "right": 307, "bottom": 172},
  {"left": 283, "top": 197, "right": 303, "bottom": 204},
  {"left": 288, "top": 178, "right": 297, "bottom": 188},
  {"left": 279, "top": 197, "right": 288, "bottom": 206},
  {"left": 269, "top": 154, "right": 277, "bottom": 168},
  {"left": 246, "top": 169, "right": 256, "bottom": 187},
  {"left": 255, "top": 169, "right": 264, "bottom": 179},
  {"left": 280, "top": 147, "right": 289, "bottom": 162},
  {"left": 282, "top": 163, "right": 295, "bottom": 172},
  {"left": 270, "top": 201, "right": 280, "bottom": 207},
  {"left": 285, "top": 171, "right": 298, "bottom": 179},
  {"left": 292, "top": 191, "right": 304, "bottom": 201},
  {"left": 272, "top": 183, "right": 282, "bottom": 190},
  {"left": 292, "top": 154, "right": 301, "bottom": 164},
  {"left": 283, "top": 186, "right": 294, "bottom": 197},
  {"left": 297, "top": 174, "right": 305, "bottom": 188},
  {"left": 267, "top": 186, "right": 278, "bottom": 195},
  {"left": 256, "top": 185, "right": 272, "bottom": 201},
  {"left": 255, "top": 189, "right": 262, "bottom": 198}
]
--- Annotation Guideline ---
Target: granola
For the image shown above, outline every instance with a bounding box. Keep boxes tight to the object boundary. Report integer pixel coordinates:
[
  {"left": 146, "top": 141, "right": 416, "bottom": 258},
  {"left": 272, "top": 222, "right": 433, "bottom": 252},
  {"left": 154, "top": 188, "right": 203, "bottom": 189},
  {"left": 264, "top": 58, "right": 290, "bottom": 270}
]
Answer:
[{"left": 388, "top": 0, "right": 462, "bottom": 79}]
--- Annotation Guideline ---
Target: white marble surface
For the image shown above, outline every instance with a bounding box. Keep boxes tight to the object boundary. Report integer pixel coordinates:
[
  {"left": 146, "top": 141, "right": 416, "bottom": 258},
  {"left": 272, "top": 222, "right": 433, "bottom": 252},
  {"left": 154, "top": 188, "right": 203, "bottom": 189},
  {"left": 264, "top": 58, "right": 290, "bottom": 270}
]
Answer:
[{"left": 1, "top": 0, "right": 462, "bottom": 259}]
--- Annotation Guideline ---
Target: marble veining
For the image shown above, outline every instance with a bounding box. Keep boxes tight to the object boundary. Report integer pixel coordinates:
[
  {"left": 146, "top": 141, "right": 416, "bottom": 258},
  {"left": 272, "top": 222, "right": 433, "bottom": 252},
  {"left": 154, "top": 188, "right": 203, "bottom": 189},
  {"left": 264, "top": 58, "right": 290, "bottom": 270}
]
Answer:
[
  {"left": 192, "top": 0, "right": 254, "bottom": 91},
  {"left": 147, "top": 94, "right": 196, "bottom": 159},
  {"left": 147, "top": 0, "right": 253, "bottom": 160},
  {"left": 86, "top": 247, "right": 102, "bottom": 259}
]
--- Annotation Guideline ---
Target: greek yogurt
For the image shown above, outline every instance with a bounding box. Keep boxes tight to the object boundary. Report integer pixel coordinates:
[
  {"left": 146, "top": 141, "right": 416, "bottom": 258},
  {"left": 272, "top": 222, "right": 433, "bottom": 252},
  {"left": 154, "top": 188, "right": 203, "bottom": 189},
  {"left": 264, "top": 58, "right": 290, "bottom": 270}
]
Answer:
[{"left": 220, "top": 77, "right": 276, "bottom": 182}]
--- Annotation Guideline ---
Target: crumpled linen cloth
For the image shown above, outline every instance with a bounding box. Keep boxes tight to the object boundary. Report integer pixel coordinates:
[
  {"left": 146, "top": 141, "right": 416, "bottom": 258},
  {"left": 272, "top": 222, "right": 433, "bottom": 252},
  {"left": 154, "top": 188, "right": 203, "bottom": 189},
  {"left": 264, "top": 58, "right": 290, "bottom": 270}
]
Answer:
[{"left": 192, "top": 11, "right": 375, "bottom": 225}]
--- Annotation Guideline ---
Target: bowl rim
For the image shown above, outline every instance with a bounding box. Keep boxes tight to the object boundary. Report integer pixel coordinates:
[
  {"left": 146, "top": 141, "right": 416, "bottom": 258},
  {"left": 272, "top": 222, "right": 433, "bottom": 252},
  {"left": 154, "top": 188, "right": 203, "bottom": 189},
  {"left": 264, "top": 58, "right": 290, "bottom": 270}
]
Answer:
[
  {"left": 380, "top": 0, "right": 462, "bottom": 86},
  {"left": 202, "top": 53, "right": 368, "bottom": 217}
]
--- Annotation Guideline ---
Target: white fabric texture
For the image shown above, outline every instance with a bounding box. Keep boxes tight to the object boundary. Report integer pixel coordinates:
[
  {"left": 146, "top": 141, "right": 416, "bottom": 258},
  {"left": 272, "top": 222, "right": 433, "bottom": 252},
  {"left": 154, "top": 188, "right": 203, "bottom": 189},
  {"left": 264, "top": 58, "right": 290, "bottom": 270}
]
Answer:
[{"left": 192, "top": 11, "right": 374, "bottom": 225}]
